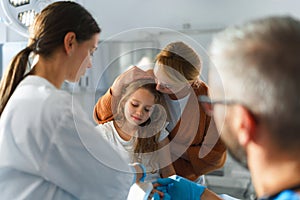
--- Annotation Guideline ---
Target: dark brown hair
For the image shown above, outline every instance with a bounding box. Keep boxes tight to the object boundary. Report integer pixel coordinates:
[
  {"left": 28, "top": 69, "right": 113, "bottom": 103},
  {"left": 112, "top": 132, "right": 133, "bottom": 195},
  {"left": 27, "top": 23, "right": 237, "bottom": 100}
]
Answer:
[{"left": 0, "top": 1, "right": 100, "bottom": 116}]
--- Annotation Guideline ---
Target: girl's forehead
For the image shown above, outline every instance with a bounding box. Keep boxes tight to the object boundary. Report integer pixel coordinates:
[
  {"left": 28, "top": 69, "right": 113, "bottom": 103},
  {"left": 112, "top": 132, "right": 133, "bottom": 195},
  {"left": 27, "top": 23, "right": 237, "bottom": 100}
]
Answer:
[
  {"left": 128, "top": 88, "right": 155, "bottom": 103},
  {"left": 130, "top": 88, "right": 151, "bottom": 97}
]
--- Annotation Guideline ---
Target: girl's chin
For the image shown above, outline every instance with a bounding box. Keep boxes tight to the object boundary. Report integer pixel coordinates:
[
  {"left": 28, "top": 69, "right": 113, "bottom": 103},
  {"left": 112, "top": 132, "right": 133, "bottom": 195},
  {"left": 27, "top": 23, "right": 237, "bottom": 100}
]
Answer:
[{"left": 129, "top": 120, "right": 143, "bottom": 126}]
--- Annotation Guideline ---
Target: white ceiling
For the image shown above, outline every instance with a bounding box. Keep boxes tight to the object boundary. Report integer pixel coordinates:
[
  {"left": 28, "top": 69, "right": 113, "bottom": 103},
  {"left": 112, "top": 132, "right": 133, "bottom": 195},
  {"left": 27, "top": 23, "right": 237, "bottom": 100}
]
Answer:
[
  {"left": 1, "top": 0, "right": 300, "bottom": 41},
  {"left": 84, "top": 0, "right": 300, "bottom": 39}
]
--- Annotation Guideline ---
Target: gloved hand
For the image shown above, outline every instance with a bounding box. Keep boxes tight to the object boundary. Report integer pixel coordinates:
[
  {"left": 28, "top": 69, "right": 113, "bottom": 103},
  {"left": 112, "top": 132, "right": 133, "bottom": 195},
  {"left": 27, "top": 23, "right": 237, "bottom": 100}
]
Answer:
[
  {"left": 152, "top": 192, "right": 171, "bottom": 200},
  {"left": 155, "top": 175, "right": 206, "bottom": 200}
]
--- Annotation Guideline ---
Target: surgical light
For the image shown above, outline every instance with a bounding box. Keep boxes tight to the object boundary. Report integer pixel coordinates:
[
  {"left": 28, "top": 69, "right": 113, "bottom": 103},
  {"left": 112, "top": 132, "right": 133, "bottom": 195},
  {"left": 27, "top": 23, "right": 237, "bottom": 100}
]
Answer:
[
  {"left": 9, "top": 0, "right": 30, "bottom": 7},
  {"left": 0, "top": 0, "right": 81, "bottom": 38},
  {"left": 18, "top": 9, "right": 36, "bottom": 27}
]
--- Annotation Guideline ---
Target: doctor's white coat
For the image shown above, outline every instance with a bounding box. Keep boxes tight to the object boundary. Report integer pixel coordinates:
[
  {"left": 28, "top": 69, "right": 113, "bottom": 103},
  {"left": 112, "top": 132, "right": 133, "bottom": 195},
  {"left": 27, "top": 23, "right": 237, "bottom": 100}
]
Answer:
[{"left": 0, "top": 76, "right": 134, "bottom": 199}]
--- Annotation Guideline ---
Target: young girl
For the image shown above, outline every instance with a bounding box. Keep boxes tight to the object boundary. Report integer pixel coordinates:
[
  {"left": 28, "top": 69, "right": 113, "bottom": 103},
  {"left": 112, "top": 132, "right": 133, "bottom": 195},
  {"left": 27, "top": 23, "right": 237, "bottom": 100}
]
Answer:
[
  {"left": 94, "top": 42, "right": 227, "bottom": 182},
  {"left": 96, "top": 80, "right": 175, "bottom": 181}
]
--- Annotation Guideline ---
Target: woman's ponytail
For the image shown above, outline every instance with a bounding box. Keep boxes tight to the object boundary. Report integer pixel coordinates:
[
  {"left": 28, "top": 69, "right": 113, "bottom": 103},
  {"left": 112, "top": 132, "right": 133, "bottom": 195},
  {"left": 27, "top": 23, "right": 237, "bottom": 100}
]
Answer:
[{"left": 0, "top": 47, "right": 32, "bottom": 116}]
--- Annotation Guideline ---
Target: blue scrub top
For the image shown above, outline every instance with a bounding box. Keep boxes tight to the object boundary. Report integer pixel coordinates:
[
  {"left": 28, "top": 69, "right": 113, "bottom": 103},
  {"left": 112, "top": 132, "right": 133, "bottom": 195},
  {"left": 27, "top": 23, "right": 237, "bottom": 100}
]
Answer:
[
  {"left": 259, "top": 190, "right": 300, "bottom": 200},
  {"left": 273, "top": 190, "right": 300, "bottom": 200}
]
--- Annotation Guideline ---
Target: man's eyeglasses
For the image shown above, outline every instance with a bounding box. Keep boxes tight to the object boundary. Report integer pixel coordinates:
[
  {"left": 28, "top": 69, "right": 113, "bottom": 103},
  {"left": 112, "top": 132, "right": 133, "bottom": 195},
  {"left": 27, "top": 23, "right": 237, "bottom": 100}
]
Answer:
[
  {"left": 199, "top": 95, "right": 259, "bottom": 123},
  {"left": 198, "top": 95, "right": 239, "bottom": 116}
]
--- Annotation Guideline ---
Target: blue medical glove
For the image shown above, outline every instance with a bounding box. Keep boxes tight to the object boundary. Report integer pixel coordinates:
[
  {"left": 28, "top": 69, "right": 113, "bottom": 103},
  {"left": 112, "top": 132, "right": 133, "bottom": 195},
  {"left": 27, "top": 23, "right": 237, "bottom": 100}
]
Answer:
[
  {"left": 152, "top": 180, "right": 170, "bottom": 200},
  {"left": 152, "top": 191, "right": 171, "bottom": 200},
  {"left": 152, "top": 192, "right": 160, "bottom": 200},
  {"left": 155, "top": 175, "right": 206, "bottom": 200}
]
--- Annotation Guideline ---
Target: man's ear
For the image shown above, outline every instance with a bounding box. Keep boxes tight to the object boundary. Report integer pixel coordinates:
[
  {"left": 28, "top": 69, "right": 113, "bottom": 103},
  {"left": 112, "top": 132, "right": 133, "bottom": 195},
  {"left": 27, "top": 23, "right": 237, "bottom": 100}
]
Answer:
[
  {"left": 232, "top": 105, "right": 257, "bottom": 147},
  {"left": 64, "top": 32, "right": 76, "bottom": 56}
]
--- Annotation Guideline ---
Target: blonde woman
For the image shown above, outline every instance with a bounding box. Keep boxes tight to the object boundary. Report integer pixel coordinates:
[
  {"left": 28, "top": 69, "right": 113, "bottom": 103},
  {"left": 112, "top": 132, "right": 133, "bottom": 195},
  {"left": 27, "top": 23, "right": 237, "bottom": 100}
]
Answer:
[
  {"left": 94, "top": 41, "right": 226, "bottom": 182},
  {"left": 96, "top": 80, "right": 175, "bottom": 182}
]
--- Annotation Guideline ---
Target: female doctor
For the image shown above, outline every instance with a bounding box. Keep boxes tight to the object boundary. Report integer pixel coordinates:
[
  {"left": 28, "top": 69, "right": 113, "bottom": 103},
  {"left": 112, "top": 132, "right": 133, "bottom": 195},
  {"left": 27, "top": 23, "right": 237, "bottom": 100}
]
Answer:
[{"left": 0, "top": 2, "right": 146, "bottom": 199}]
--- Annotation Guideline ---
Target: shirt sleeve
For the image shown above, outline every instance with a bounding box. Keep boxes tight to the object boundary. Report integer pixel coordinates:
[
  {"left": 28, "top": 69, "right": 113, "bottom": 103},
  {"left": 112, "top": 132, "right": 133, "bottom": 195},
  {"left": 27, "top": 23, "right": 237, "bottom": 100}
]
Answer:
[
  {"left": 40, "top": 93, "right": 134, "bottom": 199},
  {"left": 93, "top": 88, "right": 115, "bottom": 124}
]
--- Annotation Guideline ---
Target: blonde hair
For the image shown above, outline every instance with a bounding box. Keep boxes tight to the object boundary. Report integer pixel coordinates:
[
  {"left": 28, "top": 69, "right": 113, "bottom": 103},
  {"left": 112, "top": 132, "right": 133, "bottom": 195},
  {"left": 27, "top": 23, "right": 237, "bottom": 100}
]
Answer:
[{"left": 156, "top": 41, "right": 201, "bottom": 82}]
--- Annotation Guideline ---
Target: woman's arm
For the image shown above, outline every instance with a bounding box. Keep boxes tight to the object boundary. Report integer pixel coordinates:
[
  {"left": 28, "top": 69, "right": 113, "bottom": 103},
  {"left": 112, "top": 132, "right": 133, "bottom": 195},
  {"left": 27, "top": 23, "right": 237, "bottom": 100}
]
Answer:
[
  {"left": 201, "top": 189, "right": 223, "bottom": 200},
  {"left": 187, "top": 119, "right": 227, "bottom": 176},
  {"left": 158, "top": 137, "right": 176, "bottom": 178},
  {"left": 93, "top": 88, "right": 115, "bottom": 124},
  {"left": 42, "top": 95, "right": 135, "bottom": 199}
]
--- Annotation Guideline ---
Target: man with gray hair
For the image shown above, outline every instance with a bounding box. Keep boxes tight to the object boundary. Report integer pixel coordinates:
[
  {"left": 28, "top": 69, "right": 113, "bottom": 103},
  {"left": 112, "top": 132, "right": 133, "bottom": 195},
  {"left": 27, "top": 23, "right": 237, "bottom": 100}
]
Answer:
[{"left": 154, "top": 16, "right": 300, "bottom": 200}]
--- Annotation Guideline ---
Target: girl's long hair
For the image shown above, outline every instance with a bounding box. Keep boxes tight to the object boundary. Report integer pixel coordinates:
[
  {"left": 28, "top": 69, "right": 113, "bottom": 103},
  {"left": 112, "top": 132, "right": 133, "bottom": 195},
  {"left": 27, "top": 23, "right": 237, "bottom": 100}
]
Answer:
[{"left": 115, "top": 80, "right": 166, "bottom": 157}]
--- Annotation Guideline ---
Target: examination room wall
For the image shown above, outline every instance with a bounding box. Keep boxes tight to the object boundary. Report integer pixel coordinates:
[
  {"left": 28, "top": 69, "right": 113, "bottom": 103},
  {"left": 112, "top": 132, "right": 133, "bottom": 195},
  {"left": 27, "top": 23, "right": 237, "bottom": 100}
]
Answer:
[{"left": 1, "top": 0, "right": 300, "bottom": 199}]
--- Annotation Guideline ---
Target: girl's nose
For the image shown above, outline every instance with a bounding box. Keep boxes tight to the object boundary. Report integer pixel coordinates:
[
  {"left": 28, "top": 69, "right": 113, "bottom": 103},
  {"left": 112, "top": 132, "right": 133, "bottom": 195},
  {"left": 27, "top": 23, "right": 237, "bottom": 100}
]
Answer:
[{"left": 135, "top": 107, "right": 144, "bottom": 116}]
